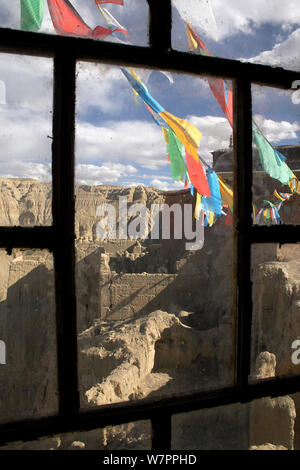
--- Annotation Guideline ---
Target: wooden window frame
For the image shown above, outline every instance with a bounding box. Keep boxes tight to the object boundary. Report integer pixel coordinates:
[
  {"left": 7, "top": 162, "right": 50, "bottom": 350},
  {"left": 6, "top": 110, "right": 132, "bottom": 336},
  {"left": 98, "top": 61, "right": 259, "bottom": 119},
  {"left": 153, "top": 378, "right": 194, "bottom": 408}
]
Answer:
[{"left": 0, "top": 0, "right": 299, "bottom": 450}]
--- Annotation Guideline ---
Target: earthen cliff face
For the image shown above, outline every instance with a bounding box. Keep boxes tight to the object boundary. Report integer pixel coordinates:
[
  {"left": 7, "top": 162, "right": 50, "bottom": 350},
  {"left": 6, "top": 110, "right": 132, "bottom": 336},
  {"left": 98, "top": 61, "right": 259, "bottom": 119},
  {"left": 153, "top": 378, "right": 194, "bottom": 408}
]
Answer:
[{"left": 0, "top": 178, "right": 300, "bottom": 450}]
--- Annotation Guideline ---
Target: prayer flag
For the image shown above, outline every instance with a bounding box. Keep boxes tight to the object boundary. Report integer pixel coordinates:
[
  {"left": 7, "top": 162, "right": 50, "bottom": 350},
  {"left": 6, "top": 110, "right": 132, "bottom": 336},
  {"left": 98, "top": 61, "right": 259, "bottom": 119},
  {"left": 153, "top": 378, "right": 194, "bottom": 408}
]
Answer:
[
  {"left": 172, "top": 0, "right": 218, "bottom": 41},
  {"left": 218, "top": 176, "right": 233, "bottom": 207},
  {"left": 47, "top": 0, "right": 114, "bottom": 38},
  {"left": 167, "top": 127, "right": 187, "bottom": 182},
  {"left": 185, "top": 149, "right": 211, "bottom": 197},
  {"left": 186, "top": 23, "right": 233, "bottom": 127},
  {"left": 20, "top": 0, "right": 45, "bottom": 32},
  {"left": 121, "top": 67, "right": 165, "bottom": 114},
  {"left": 160, "top": 110, "right": 202, "bottom": 161},
  {"left": 252, "top": 121, "right": 294, "bottom": 185},
  {"left": 200, "top": 168, "right": 223, "bottom": 215},
  {"left": 101, "top": 7, "right": 128, "bottom": 35}
]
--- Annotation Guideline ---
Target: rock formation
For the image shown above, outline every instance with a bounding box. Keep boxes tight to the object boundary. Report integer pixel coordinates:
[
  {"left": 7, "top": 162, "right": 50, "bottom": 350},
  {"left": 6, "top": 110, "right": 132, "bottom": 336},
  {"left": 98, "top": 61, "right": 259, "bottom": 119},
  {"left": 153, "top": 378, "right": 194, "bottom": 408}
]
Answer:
[{"left": 0, "top": 178, "right": 300, "bottom": 449}]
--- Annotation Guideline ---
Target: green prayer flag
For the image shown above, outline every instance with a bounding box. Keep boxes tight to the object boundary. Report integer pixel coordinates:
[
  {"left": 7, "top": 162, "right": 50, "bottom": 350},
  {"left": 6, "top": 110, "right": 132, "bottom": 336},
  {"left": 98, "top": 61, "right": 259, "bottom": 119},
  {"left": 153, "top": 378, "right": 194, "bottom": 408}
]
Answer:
[
  {"left": 20, "top": 0, "right": 45, "bottom": 32},
  {"left": 167, "top": 127, "right": 187, "bottom": 182},
  {"left": 252, "top": 121, "right": 294, "bottom": 186}
]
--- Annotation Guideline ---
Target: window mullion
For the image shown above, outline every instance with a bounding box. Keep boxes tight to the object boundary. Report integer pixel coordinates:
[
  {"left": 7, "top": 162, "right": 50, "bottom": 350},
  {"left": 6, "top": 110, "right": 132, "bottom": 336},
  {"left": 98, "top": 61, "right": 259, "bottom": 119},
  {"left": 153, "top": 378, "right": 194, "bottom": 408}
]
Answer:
[
  {"left": 233, "top": 79, "right": 253, "bottom": 391},
  {"left": 147, "top": 0, "right": 171, "bottom": 51},
  {"left": 52, "top": 49, "right": 79, "bottom": 417}
]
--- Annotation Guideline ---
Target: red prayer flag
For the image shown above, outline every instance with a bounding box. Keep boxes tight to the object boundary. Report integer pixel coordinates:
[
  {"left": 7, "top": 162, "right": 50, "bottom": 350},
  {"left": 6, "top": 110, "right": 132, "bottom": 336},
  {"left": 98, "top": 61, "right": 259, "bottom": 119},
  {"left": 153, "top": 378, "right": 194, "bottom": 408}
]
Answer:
[
  {"left": 185, "top": 150, "right": 211, "bottom": 197},
  {"left": 186, "top": 23, "right": 233, "bottom": 128},
  {"left": 47, "top": 0, "right": 114, "bottom": 39},
  {"left": 225, "top": 206, "right": 233, "bottom": 225}
]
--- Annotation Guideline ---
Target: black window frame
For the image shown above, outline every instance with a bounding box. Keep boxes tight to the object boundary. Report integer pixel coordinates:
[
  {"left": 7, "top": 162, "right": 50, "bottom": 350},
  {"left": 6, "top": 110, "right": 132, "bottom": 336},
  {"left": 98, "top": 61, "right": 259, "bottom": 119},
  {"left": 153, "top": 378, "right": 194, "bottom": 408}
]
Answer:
[{"left": 0, "top": 0, "right": 299, "bottom": 450}]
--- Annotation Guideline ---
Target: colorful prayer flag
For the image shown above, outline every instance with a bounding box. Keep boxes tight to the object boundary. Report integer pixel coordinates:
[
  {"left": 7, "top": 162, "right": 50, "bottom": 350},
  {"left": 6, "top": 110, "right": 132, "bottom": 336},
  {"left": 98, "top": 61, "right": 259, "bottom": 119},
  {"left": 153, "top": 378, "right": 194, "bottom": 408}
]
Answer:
[
  {"left": 167, "top": 127, "right": 187, "bottom": 183},
  {"left": 200, "top": 168, "right": 223, "bottom": 215},
  {"left": 20, "top": 0, "right": 45, "bottom": 32},
  {"left": 186, "top": 23, "right": 233, "bottom": 127},
  {"left": 185, "top": 149, "right": 211, "bottom": 197},
  {"left": 47, "top": 0, "right": 115, "bottom": 38},
  {"left": 100, "top": 7, "right": 128, "bottom": 35},
  {"left": 160, "top": 110, "right": 202, "bottom": 161},
  {"left": 252, "top": 121, "right": 294, "bottom": 186},
  {"left": 121, "top": 67, "right": 165, "bottom": 114}
]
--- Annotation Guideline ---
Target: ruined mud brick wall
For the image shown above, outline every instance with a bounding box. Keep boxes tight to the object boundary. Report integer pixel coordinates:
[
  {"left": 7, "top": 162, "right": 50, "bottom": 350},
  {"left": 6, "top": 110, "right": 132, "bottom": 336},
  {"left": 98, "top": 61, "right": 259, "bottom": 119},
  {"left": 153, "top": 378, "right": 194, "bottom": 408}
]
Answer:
[{"left": 100, "top": 271, "right": 177, "bottom": 321}]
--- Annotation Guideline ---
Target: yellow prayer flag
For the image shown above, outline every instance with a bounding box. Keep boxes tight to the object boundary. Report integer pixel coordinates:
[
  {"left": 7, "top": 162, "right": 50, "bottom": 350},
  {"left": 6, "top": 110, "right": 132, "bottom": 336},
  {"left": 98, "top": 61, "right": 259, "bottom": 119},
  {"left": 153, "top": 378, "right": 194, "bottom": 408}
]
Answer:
[
  {"left": 218, "top": 176, "right": 233, "bottom": 207},
  {"left": 186, "top": 25, "right": 198, "bottom": 51},
  {"left": 160, "top": 110, "right": 202, "bottom": 161},
  {"left": 129, "top": 67, "right": 147, "bottom": 103},
  {"left": 162, "top": 127, "right": 169, "bottom": 146},
  {"left": 208, "top": 211, "right": 214, "bottom": 225},
  {"left": 195, "top": 192, "right": 202, "bottom": 220}
]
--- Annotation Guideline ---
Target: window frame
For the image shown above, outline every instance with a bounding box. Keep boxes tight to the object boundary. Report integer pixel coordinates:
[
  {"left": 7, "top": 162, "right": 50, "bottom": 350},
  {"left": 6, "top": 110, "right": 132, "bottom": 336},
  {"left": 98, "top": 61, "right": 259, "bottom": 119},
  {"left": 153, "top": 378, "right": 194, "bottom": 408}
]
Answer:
[{"left": 0, "top": 0, "right": 300, "bottom": 449}]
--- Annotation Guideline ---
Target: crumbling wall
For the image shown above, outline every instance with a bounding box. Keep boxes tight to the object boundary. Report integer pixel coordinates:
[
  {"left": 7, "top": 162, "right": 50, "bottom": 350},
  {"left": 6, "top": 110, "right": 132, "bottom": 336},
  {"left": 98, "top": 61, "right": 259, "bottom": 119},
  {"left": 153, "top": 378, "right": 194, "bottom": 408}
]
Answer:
[{"left": 100, "top": 271, "right": 177, "bottom": 321}]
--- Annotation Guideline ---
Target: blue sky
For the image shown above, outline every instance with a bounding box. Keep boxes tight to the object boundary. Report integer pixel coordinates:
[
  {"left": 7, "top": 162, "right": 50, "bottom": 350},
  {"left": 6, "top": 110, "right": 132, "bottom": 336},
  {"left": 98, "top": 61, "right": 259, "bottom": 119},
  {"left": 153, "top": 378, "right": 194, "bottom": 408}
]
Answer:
[{"left": 0, "top": 0, "right": 299, "bottom": 189}]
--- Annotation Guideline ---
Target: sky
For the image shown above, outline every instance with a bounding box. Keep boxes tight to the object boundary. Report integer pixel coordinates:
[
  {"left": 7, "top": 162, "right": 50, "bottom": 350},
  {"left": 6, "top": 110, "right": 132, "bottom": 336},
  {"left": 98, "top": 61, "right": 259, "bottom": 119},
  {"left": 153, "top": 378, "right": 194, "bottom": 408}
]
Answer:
[{"left": 0, "top": 0, "right": 299, "bottom": 190}]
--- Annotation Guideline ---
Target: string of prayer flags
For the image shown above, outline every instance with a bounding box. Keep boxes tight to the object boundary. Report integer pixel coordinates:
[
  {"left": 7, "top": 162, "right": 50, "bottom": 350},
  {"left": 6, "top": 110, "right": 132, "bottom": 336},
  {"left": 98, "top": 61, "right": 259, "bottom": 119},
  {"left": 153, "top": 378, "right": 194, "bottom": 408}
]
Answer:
[
  {"left": 186, "top": 26, "right": 299, "bottom": 192},
  {"left": 253, "top": 200, "right": 282, "bottom": 225},
  {"left": 20, "top": 0, "right": 45, "bottom": 32},
  {"left": 47, "top": 0, "right": 115, "bottom": 38},
  {"left": 172, "top": 0, "right": 218, "bottom": 41},
  {"left": 122, "top": 67, "right": 204, "bottom": 166},
  {"left": 252, "top": 121, "right": 294, "bottom": 186}
]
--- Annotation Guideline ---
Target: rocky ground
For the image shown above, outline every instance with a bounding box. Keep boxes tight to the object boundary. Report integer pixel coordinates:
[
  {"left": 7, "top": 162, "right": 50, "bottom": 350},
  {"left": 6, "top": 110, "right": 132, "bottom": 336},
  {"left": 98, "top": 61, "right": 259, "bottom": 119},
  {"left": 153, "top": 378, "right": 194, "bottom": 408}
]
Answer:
[{"left": 0, "top": 178, "right": 300, "bottom": 449}]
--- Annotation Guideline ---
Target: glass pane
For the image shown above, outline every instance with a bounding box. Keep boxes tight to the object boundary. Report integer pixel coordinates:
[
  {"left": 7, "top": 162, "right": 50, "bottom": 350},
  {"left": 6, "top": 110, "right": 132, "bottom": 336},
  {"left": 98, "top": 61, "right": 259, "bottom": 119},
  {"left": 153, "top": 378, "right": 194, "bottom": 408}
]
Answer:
[
  {"left": 0, "top": 248, "right": 58, "bottom": 424},
  {"left": 250, "top": 243, "right": 300, "bottom": 382},
  {"left": 0, "top": 54, "right": 53, "bottom": 226},
  {"left": 75, "top": 61, "right": 235, "bottom": 409},
  {"left": 251, "top": 85, "right": 300, "bottom": 226},
  {"left": 0, "top": 420, "right": 151, "bottom": 450},
  {"left": 0, "top": 0, "right": 148, "bottom": 47},
  {"left": 172, "top": 393, "right": 300, "bottom": 450},
  {"left": 172, "top": 0, "right": 300, "bottom": 71}
]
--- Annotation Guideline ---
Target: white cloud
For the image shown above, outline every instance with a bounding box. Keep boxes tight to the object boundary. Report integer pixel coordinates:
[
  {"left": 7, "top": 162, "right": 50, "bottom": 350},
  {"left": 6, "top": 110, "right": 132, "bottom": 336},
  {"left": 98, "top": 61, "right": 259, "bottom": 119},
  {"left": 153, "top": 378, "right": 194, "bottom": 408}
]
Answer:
[
  {"left": 75, "top": 162, "right": 137, "bottom": 186},
  {"left": 242, "top": 28, "right": 300, "bottom": 71},
  {"left": 0, "top": 54, "right": 53, "bottom": 111},
  {"left": 150, "top": 178, "right": 184, "bottom": 191},
  {"left": 76, "top": 63, "right": 128, "bottom": 116},
  {"left": 212, "top": 0, "right": 300, "bottom": 39},
  {"left": 76, "top": 119, "right": 167, "bottom": 170},
  {"left": 187, "top": 115, "right": 232, "bottom": 163},
  {"left": 0, "top": 161, "right": 51, "bottom": 181},
  {"left": 0, "top": 105, "right": 52, "bottom": 163},
  {"left": 253, "top": 114, "right": 300, "bottom": 143}
]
